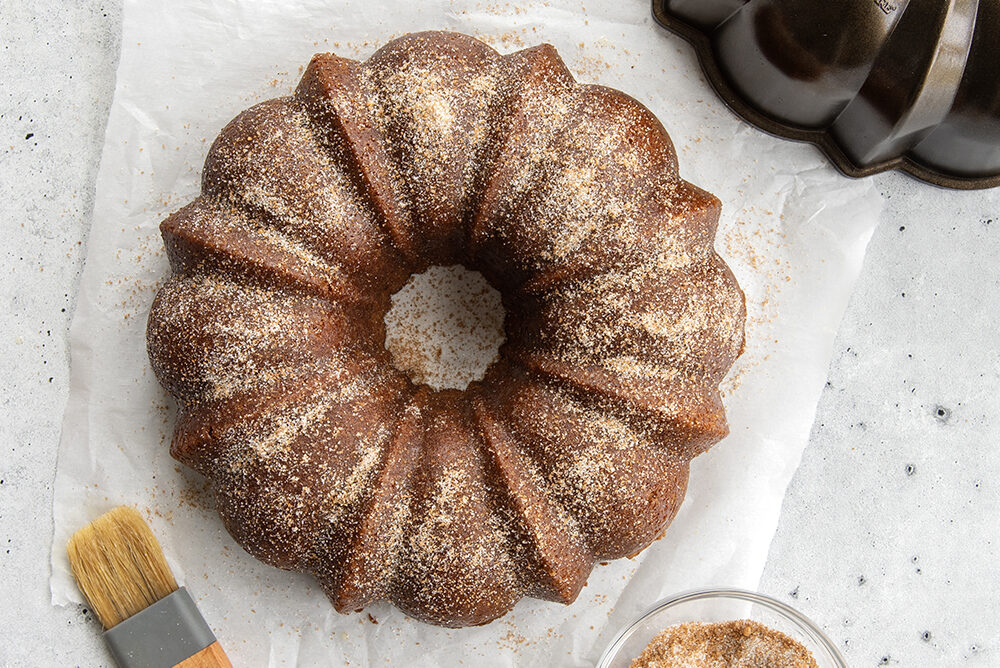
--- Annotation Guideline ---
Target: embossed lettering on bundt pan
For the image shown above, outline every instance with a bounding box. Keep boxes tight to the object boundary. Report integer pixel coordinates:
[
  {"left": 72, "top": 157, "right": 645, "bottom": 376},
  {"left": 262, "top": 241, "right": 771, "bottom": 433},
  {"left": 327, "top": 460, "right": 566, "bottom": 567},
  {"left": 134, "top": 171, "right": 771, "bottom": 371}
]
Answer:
[{"left": 146, "top": 31, "right": 746, "bottom": 628}]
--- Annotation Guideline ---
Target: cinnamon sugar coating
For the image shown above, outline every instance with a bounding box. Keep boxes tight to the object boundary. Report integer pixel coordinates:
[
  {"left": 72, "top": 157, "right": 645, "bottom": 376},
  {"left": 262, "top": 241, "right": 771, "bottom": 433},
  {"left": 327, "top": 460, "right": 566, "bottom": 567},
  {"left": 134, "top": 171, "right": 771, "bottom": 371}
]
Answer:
[{"left": 146, "top": 31, "right": 746, "bottom": 628}]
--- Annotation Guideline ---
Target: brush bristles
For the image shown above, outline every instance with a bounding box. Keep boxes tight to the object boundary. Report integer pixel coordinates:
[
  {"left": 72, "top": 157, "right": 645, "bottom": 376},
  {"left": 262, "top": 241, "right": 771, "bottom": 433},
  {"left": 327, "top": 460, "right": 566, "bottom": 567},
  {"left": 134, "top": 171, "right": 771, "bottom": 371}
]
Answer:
[{"left": 67, "top": 506, "right": 178, "bottom": 629}]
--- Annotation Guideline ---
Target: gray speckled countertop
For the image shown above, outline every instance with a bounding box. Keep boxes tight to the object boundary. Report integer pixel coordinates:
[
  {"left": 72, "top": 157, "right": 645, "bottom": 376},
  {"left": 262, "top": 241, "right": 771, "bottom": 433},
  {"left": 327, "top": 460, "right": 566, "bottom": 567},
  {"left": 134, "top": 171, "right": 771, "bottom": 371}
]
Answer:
[
  {"left": 759, "top": 184, "right": 1000, "bottom": 666},
  {"left": 2, "top": 2, "right": 998, "bottom": 666}
]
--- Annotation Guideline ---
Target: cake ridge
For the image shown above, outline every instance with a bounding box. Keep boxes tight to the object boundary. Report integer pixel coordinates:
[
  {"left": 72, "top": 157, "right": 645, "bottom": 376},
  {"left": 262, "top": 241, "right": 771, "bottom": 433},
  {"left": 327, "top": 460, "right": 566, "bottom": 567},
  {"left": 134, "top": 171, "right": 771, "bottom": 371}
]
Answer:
[
  {"left": 148, "top": 269, "right": 394, "bottom": 408},
  {"left": 388, "top": 392, "right": 520, "bottom": 627},
  {"left": 160, "top": 196, "right": 366, "bottom": 304},
  {"left": 482, "top": 367, "right": 692, "bottom": 560},
  {"left": 485, "top": 82, "right": 684, "bottom": 296},
  {"left": 512, "top": 352, "right": 730, "bottom": 459},
  {"left": 471, "top": 395, "right": 594, "bottom": 604},
  {"left": 168, "top": 354, "right": 403, "bottom": 473},
  {"left": 464, "top": 47, "right": 582, "bottom": 289},
  {"left": 295, "top": 52, "right": 421, "bottom": 272},
  {"left": 359, "top": 31, "right": 505, "bottom": 268},
  {"left": 460, "top": 43, "right": 575, "bottom": 268},
  {"left": 323, "top": 390, "right": 424, "bottom": 613},
  {"left": 200, "top": 93, "right": 412, "bottom": 300}
]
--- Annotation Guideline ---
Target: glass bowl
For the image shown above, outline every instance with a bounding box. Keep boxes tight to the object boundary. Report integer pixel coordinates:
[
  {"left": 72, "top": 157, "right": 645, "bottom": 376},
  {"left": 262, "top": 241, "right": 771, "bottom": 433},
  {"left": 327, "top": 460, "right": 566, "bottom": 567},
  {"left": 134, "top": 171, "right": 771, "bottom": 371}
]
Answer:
[{"left": 597, "top": 588, "right": 848, "bottom": 668}]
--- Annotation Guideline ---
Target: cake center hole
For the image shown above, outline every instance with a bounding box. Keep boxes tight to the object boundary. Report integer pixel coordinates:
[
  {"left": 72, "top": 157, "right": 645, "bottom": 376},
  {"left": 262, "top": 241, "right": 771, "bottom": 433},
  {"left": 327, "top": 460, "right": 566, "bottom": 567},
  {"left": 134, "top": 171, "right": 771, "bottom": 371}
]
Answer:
[{"left": 384, "top": 265, "right": 506, "bottom": 391}]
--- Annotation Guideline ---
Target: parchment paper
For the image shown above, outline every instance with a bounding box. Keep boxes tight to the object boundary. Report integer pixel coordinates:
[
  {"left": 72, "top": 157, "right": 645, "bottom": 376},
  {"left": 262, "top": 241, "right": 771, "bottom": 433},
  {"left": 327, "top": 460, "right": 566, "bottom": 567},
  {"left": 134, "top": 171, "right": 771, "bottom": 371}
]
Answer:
[{"left": 50, "top": 0, "right": 883, "bottom": 665}]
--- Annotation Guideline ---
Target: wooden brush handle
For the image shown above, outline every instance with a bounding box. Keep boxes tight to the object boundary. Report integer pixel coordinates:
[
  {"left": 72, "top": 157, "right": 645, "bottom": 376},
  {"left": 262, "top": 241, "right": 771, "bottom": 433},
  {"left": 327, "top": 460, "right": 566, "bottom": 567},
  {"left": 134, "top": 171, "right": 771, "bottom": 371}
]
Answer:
[{"left": 175, "top": 641, "right": 233, "bottom": 668}]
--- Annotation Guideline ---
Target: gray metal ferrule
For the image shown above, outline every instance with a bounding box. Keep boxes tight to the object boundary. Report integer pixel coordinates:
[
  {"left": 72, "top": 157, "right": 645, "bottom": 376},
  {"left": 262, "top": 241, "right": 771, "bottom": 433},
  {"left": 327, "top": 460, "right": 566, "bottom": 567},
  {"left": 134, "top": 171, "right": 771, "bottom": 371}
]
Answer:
[{"left": 103, "top": 587, "right": 216, "bottom": 668}]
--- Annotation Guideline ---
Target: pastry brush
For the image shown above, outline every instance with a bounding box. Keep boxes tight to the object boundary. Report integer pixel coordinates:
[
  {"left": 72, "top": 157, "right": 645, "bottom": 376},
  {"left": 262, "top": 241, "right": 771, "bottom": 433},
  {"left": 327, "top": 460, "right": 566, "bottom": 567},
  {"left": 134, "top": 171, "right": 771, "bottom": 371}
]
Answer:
[{"left": 67, "top": 506, "right": 232, "bottom": 668}]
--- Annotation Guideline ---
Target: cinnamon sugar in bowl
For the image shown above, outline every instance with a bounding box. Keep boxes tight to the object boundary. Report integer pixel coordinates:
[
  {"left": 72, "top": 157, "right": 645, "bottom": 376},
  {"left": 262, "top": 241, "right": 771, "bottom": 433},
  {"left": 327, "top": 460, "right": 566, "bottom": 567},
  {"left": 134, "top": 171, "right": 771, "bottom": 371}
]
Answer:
[{"left": 598, "top": 589, "right": 847, "bottom": 668}]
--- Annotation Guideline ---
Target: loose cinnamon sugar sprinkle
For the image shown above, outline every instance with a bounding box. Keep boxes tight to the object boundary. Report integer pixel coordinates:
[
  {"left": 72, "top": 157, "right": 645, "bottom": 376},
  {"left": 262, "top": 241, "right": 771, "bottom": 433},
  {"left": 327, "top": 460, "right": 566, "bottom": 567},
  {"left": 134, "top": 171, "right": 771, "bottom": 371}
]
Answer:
[{"left": 630, "top": 620, "right": 819, "bottom": 668}]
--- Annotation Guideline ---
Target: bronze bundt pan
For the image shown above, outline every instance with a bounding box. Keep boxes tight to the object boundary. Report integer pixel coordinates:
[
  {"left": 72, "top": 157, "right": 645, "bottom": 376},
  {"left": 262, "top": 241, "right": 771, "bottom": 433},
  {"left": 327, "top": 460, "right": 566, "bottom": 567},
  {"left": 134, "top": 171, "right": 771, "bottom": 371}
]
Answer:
[{"left": 652, "top": 0, "right": 1000, "bottom": 189}]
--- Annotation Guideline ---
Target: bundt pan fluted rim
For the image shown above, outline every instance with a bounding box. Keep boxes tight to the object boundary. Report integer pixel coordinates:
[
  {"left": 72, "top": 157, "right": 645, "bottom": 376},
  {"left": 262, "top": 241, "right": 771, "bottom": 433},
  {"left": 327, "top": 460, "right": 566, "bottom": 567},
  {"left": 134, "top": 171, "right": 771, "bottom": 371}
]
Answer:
[
  {"left": 653, "top": 0, "right": 1000, "bottom": 190},
  {"left": 145, "top": 30, "right": 746, "bottom": 628}
]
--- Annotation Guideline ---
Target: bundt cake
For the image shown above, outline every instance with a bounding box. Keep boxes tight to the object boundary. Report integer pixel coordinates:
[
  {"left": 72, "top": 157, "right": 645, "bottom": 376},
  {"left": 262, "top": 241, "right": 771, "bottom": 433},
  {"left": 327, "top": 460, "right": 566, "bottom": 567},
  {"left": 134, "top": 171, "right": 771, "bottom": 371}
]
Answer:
[{"left": 146, "top": 31, "right": 746, "bottom": 628}]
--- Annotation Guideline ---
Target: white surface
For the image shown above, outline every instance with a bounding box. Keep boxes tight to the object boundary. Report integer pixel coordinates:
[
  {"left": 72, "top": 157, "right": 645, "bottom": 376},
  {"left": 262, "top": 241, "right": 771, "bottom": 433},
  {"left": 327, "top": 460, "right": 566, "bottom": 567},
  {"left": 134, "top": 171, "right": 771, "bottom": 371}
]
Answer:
[{"left": 1, "top": 2, "right": 998, "bottom": 668}]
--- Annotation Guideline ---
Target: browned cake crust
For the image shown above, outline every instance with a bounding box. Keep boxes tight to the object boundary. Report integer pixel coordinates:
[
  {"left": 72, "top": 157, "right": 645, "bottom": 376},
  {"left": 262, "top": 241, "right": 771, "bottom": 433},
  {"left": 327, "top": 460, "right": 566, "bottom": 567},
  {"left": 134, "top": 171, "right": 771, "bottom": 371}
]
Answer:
[{"left": 146, "top": 31, "right": 746, "bottom": 628}]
